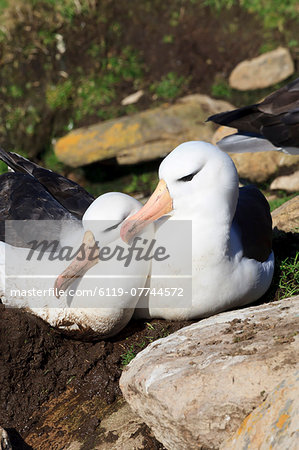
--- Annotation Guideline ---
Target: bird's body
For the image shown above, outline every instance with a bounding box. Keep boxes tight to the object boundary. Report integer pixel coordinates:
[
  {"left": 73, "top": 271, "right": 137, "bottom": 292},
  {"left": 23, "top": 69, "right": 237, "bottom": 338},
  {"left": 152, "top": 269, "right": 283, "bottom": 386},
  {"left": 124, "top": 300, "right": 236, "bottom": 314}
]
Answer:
[
  {"left": 122, "top": 141, "right": 274, "bottom": 320},
  {"left": 208, "top": 77, "right": 299, "bottom": 155}
]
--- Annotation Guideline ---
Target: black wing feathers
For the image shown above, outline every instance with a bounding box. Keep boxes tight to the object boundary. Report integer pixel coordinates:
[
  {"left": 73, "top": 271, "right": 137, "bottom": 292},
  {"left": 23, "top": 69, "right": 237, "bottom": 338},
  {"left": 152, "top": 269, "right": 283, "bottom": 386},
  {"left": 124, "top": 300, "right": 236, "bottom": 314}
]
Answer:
[{"left": 0, "top": 147, "right": 94, "bottom": 219}]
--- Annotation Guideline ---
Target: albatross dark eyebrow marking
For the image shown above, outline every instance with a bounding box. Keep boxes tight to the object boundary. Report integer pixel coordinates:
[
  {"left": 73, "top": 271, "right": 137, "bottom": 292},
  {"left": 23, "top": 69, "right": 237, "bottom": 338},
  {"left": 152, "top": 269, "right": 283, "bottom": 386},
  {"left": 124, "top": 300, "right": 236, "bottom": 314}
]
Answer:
[
  {"left": 178, "top": 169, "right": 200, "bottom": 182},
  {"left": 103, "top": 220, "right": 124, "bottom": 233}
]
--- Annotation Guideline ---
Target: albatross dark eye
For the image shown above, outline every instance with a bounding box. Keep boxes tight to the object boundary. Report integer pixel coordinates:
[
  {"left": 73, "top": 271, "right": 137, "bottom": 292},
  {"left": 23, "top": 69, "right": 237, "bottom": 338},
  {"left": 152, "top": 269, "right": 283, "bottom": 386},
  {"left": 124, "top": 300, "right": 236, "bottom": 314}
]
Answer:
[{"left": 178, "top": 170, "right": 199, "bottom": 182}]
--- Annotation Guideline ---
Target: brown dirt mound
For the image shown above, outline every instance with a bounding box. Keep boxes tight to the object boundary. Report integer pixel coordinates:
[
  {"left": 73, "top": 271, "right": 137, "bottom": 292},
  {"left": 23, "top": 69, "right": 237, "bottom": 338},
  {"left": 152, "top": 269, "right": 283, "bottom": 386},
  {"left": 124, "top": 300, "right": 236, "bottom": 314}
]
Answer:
[{"left": 0, "top": 304, "right": 190, "bottom": 447}]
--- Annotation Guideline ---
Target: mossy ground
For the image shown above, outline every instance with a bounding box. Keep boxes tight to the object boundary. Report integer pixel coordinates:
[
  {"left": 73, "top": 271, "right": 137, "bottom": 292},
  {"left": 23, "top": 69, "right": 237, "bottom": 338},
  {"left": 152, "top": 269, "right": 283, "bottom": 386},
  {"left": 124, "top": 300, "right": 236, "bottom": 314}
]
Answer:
[{"left": 0, "top": 0, "right": 298, "bottom": 197}]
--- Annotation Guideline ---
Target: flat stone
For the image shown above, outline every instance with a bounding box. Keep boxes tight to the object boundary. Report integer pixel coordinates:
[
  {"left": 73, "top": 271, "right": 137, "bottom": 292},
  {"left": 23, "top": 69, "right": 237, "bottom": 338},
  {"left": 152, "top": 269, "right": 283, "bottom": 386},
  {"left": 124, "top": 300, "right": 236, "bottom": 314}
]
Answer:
[
  {"left": 229, "top": 47, "right": 294, "bottom": 90},
  {"left": 270, "top": 170, "right": 299, "bottom": 192},
  {"left": 272, "top": 196, "right": 299, "bottom": 232},
  {"left": 120, "top": 296, "right": 299, "bottom": 450},
  {"left": 121, "top": 90, "right": 144, "bottom": 106},
  {"left": 221, "top": 371, "right": 299, "bottom": 450},
  {"left": 54, "top": 95, "right": 233, "bottom": 167}
]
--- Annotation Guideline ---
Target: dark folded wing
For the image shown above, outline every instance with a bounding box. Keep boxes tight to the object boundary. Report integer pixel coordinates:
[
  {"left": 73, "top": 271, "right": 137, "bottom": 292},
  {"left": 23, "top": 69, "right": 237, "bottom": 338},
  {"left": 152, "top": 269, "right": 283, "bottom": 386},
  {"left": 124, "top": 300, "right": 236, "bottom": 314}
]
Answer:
[
  {"left": 258, "top": 77, "right": 299, "bottom": 115},
  {"left": 0, "top": 147, "right": 94, "bottom": 219},
  {"left": 0, "top": 172, "right": 79, "bottom": 246},
  {"left": 233, "top": 186, "right": 272, "bottom": 263},
  {"left": 207, "top": 77, "right": 299, "bottom": 151}
]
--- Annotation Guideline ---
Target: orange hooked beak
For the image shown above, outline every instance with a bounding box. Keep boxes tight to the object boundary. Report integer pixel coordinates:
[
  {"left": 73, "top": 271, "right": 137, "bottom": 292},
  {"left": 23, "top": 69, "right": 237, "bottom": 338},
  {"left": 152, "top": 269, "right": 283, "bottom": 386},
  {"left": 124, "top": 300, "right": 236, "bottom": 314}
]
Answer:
[
  {"left": 54, "top": 230, "right": 99, "bottom": 298},
  {"left": 120, "top": 179, "right": 173, "bottom": 243}
]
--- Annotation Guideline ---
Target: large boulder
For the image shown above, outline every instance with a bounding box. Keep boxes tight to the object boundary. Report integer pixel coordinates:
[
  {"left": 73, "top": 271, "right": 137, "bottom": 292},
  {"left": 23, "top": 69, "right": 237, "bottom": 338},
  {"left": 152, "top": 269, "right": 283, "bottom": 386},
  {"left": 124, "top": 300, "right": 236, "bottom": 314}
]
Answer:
[
  {"left": 54, "top": 95, "right": 233, "bottom": 167},
  {"left": 229, "top": 47, "right": 294, "bottom": 90},
  {"left": 120, "top": 296, "right": 299, "bottom": 450}
]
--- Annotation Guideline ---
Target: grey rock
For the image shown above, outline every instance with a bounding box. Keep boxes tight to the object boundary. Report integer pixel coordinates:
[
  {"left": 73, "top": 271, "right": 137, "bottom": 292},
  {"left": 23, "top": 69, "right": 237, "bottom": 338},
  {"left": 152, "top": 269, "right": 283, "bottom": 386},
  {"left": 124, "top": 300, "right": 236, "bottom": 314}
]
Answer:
[
  {"left": 229, "top": 47, "right": 294, "bottom": 90},
  {"left": 270, "top": 170, "right": 299, "bottom": 192},
  {"left": 272, "top": 196, "right": 299, "bottom": 232},
  {"left": 120, "top": 296, "right": 299, "bottom": 450}
]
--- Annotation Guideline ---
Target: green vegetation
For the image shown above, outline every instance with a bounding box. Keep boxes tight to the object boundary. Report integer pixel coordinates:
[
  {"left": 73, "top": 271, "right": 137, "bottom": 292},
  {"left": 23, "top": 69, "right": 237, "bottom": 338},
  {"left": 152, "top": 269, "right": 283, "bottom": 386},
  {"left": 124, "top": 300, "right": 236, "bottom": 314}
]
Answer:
[
  {"left": 278, "top": 253, "right": 299, "bottom": 298},
  {"left": 124, "top": 172, "right": 158, "bottom": 195},
  {"left": 46, "top": 80, "right": 74, "bottom": 111},
  {"left": 211, "top": 80, "right": 232, "bottom": 100},
  {"left": 203, "top": 0, "right": 299, "bottom": 30},
  {"left": 0, "top": 0, "right": 298, "bottom": 211},
  {"left": 150, "top": 72, "right": 188, "bottom": 100},
  {"left": 269, "top": 192, "right": 298, "bottom": 212},
  {"left": 0, "top": 0, "right": 298, "bottom": 164},
  {"left": 121, "top": 322, "right": 170, "bottom": 366},
  {"left": 120, "top": 345, "right": 137, "bottom": 366}
]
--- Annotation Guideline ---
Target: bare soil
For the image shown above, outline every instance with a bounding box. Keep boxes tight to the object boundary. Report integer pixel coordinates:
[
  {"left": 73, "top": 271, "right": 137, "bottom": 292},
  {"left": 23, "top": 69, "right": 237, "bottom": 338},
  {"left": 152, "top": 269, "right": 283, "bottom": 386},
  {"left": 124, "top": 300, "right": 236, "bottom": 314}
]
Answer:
[{"left": 0, "top": 304, "right": 190, "bottom": 448}]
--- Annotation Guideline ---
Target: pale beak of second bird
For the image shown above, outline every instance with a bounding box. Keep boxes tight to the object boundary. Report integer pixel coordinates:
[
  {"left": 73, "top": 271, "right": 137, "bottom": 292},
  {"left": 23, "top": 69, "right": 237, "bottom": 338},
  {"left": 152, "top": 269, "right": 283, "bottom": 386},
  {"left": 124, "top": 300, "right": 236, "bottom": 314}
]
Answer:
[
  {"left": 54, "top": 230, "right": 99, "bottom": 298},
  {"left": 120, "top": 179, "right": 173, "bottom": 244}
]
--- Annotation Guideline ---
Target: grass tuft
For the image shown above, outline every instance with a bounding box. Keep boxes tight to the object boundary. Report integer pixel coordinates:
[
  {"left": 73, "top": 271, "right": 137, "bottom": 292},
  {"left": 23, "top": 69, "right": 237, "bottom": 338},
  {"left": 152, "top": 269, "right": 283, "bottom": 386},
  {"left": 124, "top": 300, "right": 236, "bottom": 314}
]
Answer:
[{"left": 278, "top": 253, "right": 299, "bottom": 299}]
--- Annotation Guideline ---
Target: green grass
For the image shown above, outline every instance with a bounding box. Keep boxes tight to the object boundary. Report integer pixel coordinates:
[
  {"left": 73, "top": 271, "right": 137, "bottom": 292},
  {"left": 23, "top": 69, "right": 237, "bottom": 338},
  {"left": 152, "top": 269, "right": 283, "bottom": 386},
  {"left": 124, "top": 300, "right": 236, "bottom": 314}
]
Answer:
[
  {"left": 150, "top": 72, "right": 188, "bottom": 100},
  {"left": 211, "top": 80, "right": 232, "bottom": 99},
  {"left": 120, "top": 345, "right": 138, "bottom": 366},
  {"left": 46, "top": 80, "right": 74, "bottom": 111},
  {"left": 74, "top": 48, "right": 143, "bottom": 122},
  {"left": 278, "top": 253, "right": 299, "bottom": 298},
  {"left": 203, "top": 0, "right": 299, "bottom": 30},
  {"left": 120, "top": 323, "right": 170, "bottom": 367},
  {"left": 269, "top": 192, "right": 298, "bottom": 212}
]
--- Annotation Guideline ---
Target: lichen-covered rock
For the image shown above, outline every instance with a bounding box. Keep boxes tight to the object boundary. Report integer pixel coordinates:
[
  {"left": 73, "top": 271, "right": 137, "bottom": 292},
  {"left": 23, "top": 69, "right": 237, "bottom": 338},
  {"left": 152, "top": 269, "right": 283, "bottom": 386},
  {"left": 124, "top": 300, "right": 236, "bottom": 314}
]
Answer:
[
  {"left": 54, "top": 95, "right": 233, "bottom": 167},
  {"left": 221, "top": 371, "right": 299, "bottom": 450},
  {"left": 272, "top": 196, "right": 299, "bottom": 232},
  {"left": 229, "top": 47, "right": 294, "bottom": 90},
  {"left": 120, "top": 296, "right": 299, "bottom": 450}
]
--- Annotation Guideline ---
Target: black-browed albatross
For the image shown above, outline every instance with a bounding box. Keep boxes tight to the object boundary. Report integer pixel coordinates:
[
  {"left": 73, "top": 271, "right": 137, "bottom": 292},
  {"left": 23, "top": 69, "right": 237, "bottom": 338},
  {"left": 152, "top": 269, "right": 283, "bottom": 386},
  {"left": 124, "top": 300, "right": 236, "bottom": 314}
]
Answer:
[
  {"left": 120, "top": 141, "right": 274, "bottom": 320},
  {"left": 0, "top": 147, "right": 154, "bottom": 338}
]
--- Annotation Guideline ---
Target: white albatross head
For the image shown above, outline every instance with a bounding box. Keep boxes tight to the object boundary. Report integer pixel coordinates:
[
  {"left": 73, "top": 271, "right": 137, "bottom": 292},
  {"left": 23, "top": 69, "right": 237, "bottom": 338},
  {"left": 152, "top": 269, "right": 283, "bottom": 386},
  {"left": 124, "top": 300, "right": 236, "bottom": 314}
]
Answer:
[
  {"left": 55, "top": 192, "right": 144, "bottom": 295},
  {"left": 120, "top": 141, "right": 239, "bottom": 242}
]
